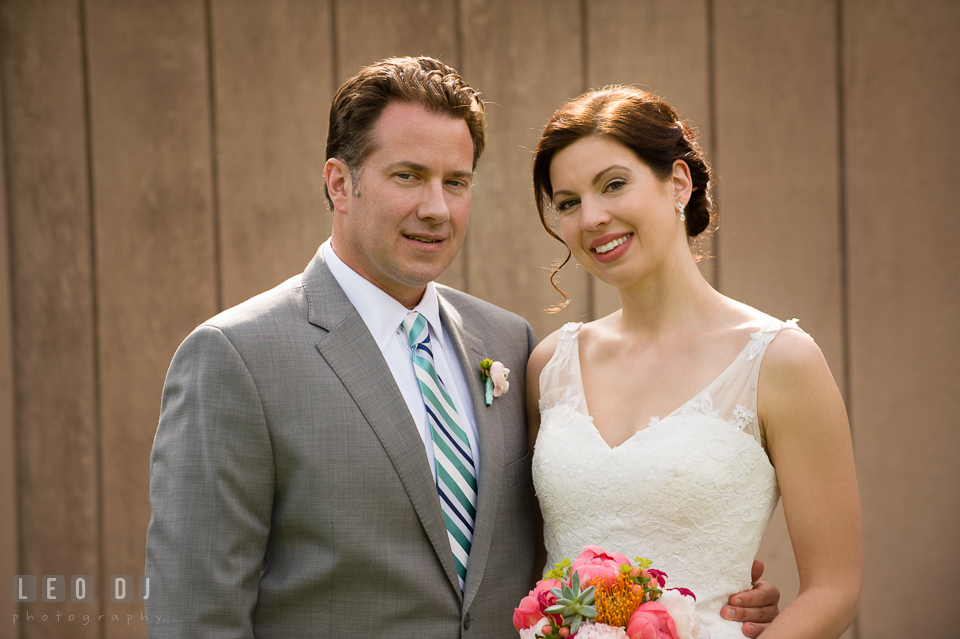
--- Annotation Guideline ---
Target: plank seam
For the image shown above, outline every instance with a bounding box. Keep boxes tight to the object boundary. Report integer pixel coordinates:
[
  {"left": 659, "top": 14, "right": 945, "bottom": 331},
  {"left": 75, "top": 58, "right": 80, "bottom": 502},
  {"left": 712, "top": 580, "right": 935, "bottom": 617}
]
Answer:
[
  {"left": 205, "top": 0, "right": 223, "bottom": 313},
  {"left": 835, "top": 0, "right": 857, "bottom": 631},
  {"left": 706, "top": 0, "right": 720, "bottom": 290},
  {"left": 77, "top": 0, "right": 105, "bottom": 633}
]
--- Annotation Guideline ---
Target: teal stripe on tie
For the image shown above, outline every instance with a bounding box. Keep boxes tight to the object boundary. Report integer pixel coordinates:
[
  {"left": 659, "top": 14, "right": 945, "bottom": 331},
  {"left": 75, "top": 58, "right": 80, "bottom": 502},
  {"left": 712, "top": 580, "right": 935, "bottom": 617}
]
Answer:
[{"left": 401, "top": 311, "right": 476, "bottom": 591}]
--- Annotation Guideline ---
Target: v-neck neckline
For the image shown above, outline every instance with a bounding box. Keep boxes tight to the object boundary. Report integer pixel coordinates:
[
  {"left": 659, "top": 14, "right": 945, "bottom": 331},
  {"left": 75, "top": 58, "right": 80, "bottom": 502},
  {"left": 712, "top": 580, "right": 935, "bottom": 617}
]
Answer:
[{"left": 573, "top": 326, "right": 759, "bottom": 450}]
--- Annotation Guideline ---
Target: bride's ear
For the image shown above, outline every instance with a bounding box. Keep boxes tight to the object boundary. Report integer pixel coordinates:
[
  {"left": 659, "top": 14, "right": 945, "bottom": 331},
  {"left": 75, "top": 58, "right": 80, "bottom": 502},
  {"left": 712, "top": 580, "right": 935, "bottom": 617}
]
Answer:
[{"left": 670, "top": 159, "right": 693, "bottom": 206}]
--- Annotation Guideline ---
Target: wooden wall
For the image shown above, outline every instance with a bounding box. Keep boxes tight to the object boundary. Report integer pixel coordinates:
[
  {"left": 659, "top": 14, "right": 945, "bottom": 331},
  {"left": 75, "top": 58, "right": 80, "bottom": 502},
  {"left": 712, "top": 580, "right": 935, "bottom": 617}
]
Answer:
[{"left": 1, "top": 1, "right": 957, "bottom": 637}]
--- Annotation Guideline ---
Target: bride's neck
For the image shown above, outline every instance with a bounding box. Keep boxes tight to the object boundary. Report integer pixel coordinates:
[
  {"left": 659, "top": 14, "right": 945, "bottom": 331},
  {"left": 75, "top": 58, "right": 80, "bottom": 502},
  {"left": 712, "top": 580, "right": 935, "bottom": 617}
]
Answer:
[{"left": 614, "top": 253, "right": 722, "bottom": 339}]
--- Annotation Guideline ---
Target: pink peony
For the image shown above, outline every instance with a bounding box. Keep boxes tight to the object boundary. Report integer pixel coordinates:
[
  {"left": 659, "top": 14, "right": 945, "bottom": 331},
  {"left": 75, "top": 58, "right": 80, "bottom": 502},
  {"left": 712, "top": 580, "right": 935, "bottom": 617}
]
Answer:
[
  {"left": 513, "top": 578, "right": 562, "bottom": 632},
  {"left": 513, "top": 593, "right": 543, "bottom": 631},
  {"left": 491, "top": 361, "right": 510, "bottom": 397},
  {"left": 626, "top": 601, "right": 680, "bottom": 639},
  {"left": 534, "top": 578, "right": 561, "bottom": 611},
  {"left": 571, "top": 546, "right": 631, "bottom": 587}
]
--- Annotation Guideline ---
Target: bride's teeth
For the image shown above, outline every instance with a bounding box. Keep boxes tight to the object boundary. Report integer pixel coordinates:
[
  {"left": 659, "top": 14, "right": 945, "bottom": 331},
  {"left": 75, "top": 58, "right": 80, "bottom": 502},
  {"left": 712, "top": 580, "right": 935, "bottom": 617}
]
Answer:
[{"left": 595, "top": 235, "right": 629, "bottom": 254}]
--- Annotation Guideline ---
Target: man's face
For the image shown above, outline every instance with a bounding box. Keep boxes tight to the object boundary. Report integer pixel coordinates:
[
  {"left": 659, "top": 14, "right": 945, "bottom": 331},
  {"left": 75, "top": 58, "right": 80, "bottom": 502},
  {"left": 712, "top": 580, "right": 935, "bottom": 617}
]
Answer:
[{"left": 329, "top": 102, "right": 474, "bottom": 308}]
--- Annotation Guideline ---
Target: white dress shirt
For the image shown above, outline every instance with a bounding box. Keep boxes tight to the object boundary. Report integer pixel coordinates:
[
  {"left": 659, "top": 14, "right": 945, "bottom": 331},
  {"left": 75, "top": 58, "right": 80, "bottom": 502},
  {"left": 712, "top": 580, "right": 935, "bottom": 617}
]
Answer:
[{"left": 322, "top": 240, "right": 480, "bottom": 481}]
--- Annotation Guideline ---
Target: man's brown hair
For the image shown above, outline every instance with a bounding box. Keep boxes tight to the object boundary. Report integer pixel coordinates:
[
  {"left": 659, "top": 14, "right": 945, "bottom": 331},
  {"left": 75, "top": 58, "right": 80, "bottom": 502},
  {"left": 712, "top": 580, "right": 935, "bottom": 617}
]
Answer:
[{"left": 324, "top": 56, "right": 486, "bottom": 207}]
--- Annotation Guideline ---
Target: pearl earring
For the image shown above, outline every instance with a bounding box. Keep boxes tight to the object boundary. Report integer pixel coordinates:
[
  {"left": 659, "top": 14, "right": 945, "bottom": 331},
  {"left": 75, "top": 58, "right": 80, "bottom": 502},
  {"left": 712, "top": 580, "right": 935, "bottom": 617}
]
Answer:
[{"left": 677, "top": 201, "right": 686, "bottom": 222}]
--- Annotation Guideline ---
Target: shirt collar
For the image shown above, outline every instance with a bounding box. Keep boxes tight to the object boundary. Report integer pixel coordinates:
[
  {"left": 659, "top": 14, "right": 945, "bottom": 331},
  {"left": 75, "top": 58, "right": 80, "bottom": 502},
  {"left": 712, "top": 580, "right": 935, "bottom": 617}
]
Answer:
[{"left": 322, "top": 239, "right": 443, "bottom": 350}]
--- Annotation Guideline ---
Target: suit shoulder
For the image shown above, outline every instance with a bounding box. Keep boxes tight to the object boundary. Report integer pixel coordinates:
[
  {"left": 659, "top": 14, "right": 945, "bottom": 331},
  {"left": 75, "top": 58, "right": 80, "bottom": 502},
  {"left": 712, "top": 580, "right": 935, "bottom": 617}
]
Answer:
[{"left": 201, "top": 273, "right": 307, "bottom": 333}]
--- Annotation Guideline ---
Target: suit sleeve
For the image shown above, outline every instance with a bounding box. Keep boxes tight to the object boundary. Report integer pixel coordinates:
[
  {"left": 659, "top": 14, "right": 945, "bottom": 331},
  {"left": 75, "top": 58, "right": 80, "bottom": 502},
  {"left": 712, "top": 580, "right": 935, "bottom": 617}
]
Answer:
[{"left": 145, "top": 325, "right": 274, "bottom": 639}]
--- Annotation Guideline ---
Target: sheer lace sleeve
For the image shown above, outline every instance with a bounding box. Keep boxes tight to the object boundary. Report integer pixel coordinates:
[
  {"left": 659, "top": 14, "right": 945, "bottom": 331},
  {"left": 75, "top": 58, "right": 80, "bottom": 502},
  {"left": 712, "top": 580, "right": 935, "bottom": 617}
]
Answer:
[
  {"left": 538, "top": 322, "right": 589, "bottom": 416},
  {"left": 708, "top": 318, "right": 806, "bottom": 447}
]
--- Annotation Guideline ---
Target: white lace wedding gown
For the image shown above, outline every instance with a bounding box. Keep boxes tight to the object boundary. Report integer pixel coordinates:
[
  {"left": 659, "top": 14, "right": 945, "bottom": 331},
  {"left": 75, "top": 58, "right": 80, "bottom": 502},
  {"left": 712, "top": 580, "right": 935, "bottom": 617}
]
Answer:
[{"left": 533, "top": 318, "right": 801, "bottom": 639}]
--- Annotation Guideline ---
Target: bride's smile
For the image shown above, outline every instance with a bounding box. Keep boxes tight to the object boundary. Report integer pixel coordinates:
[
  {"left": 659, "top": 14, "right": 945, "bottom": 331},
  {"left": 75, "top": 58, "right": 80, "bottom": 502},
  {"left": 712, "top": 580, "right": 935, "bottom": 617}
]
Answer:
[{"left": 547, "top": 135, "right": 691, "bottom": 289}]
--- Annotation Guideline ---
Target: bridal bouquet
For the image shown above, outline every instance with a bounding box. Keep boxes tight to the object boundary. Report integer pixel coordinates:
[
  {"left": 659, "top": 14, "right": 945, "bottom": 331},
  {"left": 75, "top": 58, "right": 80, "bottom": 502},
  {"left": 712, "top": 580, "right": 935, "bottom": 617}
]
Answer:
[{"left": 514, "top": 546, "right": 703, "bottom": 639}]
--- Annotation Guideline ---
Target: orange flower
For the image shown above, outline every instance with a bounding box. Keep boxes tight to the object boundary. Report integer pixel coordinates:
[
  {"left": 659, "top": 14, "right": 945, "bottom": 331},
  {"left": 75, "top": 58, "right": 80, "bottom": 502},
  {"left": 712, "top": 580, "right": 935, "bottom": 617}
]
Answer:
[{"left": 592, "top": 574, "right": 644, "bottom": 628}]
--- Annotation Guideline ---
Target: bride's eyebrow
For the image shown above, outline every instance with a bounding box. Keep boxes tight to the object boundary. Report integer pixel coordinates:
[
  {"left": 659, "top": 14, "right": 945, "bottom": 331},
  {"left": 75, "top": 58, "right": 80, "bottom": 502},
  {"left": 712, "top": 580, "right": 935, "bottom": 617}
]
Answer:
[
  {"left": 592, "top": 165, "right": 630, "bottom": 185},
  {"left": 553, "top": 165, "right": 631, "bottom": 199}
]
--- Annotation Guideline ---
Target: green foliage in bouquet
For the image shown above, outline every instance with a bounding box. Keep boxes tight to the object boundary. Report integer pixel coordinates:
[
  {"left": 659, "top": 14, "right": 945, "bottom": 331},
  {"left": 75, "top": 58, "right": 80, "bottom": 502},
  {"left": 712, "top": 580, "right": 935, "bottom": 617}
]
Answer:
[{"left": 544, "top": 570, "right": 597, "bottom": 634}]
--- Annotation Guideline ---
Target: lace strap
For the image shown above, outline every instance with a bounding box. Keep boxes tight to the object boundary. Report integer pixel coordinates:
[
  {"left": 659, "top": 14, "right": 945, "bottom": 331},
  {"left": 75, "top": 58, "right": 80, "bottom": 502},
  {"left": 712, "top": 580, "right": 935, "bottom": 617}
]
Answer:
[
  {"left": 538, "top": 322, "right": 588, "bottom": 414},
  {"left": 709, "top": 318, "right": 806, "bottom": 448}
]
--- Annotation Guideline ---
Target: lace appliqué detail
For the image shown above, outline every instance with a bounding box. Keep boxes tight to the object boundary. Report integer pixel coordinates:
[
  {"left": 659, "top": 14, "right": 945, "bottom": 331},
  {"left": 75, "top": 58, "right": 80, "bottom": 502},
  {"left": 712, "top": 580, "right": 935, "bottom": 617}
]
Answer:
[
  {"left": 648, "top": 416, "right": 661, "bottom": 428},
  {"left": 733, "top": 405, "right": 755, "bottom": 431},
  {"left": 681, "top": 393, "right": 720, "bottom": 420},
  {"left": 746, "top": 318, "right": 801, "bottom": 361},
  {"left": 557, "top": 322, "right": 583, "bottom": 355},
  {"left": 540, "top": 388, "right": 582, "bottom": 413}
]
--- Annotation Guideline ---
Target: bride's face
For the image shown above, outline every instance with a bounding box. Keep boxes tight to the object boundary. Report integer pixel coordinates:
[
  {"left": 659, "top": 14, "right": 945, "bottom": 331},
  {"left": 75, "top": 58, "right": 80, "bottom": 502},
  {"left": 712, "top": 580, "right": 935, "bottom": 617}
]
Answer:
[{"left": 548, "top": 136, "right": 687, "bottom": 288}]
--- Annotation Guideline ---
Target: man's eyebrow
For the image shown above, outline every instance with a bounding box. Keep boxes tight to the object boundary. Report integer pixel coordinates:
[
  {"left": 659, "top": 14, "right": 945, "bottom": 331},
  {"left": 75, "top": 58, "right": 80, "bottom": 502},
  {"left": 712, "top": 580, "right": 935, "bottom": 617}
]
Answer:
[
  {"left": 386, "top": 161, "right": 429, "bottom": 173},
  {"left": 385, "top": 161, "right": 474, "bottom": 179}
]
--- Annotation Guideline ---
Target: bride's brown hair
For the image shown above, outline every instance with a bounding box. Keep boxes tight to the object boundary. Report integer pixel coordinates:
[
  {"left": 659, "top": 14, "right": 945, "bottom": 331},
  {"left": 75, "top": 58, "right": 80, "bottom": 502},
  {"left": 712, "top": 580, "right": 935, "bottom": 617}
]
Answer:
[{"left": 532, "top": 86, "right": 715, "bottom": 311}]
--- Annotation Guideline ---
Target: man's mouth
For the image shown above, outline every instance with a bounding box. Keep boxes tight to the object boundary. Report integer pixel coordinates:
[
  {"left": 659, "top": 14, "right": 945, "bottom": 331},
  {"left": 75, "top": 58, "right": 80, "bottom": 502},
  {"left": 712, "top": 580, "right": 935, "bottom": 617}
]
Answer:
[
  {"left": 404, "top": 234, "right": 443, "bottom": 243},
  {"left": 593, "top": 234, "right": 631, "bottom": 254}
]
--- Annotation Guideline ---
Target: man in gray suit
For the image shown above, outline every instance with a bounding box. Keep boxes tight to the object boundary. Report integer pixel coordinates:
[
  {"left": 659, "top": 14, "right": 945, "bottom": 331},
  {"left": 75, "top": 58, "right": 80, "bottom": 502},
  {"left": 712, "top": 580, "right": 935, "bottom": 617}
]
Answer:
[{"left": 145, "top": 57, "right": 779, "bottom": 638}]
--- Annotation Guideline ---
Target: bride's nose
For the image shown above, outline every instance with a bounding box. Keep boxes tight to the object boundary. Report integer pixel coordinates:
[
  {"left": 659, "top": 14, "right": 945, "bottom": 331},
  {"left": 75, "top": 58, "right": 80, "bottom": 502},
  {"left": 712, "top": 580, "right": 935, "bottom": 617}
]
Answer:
[{"left": 580, "top": 196, "right": 612, "bottom": 230}]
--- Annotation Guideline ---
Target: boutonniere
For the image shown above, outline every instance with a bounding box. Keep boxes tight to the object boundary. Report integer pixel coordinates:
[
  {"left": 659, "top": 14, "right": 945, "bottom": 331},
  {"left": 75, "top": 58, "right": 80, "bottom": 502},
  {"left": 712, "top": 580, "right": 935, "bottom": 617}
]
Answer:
[{"left": 479, "top": 358, "right": 510, "bottom": 406}]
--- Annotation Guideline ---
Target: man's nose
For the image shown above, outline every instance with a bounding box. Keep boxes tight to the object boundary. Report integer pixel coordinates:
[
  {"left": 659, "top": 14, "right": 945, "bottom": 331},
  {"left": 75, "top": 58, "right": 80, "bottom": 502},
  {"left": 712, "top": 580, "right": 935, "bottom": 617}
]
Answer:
[{"left": 418, "top": 180, "right": 451, "bottom": 222}]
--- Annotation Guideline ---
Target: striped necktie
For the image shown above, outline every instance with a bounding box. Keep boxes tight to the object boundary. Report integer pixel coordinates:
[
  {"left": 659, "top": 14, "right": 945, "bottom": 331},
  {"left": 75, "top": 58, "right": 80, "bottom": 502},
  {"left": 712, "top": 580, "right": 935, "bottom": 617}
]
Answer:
[{"left": 401, "top": 311, "right": 476, "bottom": 590}]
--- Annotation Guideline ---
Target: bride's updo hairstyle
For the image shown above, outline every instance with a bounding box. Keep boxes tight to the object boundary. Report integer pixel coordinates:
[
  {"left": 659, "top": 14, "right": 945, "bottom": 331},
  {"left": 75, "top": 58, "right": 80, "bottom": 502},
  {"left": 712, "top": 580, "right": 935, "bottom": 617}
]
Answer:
[{"left": 532, "top": 85, "right": 715, "bottom": 310}]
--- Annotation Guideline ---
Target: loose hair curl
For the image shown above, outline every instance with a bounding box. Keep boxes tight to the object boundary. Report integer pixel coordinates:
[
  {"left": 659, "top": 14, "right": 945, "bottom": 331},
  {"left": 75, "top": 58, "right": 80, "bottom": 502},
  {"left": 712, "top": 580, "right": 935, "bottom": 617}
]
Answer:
[{"left": 532, "top": 86, "right": 716, "bottom": 310}]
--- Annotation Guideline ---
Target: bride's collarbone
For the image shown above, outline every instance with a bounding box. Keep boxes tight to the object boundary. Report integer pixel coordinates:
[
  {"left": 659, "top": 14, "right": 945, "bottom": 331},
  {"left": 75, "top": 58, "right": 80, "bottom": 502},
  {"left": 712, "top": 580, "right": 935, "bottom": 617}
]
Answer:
[{"left": 578, "top": 328, "right": 755, "bottom": 435}]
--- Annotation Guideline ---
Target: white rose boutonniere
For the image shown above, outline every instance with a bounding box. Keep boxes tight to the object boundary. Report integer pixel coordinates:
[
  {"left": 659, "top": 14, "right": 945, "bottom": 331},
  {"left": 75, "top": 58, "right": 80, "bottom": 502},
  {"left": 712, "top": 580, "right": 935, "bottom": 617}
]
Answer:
[{"left": 480, "top": 358, "right": 510, "bottom": 406}]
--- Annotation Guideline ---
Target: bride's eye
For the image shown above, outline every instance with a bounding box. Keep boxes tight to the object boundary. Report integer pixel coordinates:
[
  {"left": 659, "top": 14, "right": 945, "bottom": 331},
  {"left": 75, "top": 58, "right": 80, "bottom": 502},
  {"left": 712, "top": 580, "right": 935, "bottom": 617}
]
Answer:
[
  {"left": 604, "top": 179, "right": 627, "bottom": 193},
  {"left": 556, "top": 197, "right": 579, "bottom": 213}
]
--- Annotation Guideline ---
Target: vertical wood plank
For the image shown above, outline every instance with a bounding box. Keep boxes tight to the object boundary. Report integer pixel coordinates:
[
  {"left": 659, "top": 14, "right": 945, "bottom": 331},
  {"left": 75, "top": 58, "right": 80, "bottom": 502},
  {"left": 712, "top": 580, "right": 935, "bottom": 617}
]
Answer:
[
  {"left": 0, "top": 1, "right": 101, "bottom": 636},
  {"left": 84, "top": 0, "right": 218, "bottom": 635},
  {"left": 460, "top": 0, "right": 589, "bottom": 339},
  {"left": 335, "top": 0, "right": 458, "bottom": 81},
  {"left": 0, "top": 40, "right": 20, "bottom": 639},
  {"left": 586, "top": 0, "right": 715, "bottom": 318},
  {"left": 713, "top": 0, "right": 844, "bottom": 617},
  {"left": 844, "top": 1, "right": 960, "bottom": 636},
  {"left": 334, "top": 0, "right": 467, "bottom": 290},
  {"left": 211, "top": 0, "right": 334, "bottom": 308}
]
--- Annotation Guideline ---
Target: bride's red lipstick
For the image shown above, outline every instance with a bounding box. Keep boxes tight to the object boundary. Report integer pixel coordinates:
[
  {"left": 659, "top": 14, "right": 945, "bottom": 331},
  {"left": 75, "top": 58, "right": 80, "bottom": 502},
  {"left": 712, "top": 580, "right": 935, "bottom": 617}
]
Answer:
[{"left": 590, "top": 233, "right": 633, "bottom": 263}]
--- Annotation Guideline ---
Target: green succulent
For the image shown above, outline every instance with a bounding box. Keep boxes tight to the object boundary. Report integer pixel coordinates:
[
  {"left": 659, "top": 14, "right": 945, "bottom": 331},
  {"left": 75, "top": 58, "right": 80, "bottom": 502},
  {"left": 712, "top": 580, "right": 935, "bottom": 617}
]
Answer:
[{"left": 544, "top": 571, "right": 597, "bottom": 634}]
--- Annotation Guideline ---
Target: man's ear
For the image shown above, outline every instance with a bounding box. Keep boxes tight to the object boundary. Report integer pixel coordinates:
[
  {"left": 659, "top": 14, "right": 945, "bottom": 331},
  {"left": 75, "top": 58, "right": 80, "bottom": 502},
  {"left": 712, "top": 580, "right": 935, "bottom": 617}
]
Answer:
[
  {"left": 671, "top": 159, "right": 693, "bottom": 206},
  {"left": 324, "top": 158, "right": 353, "bottom": 214}
]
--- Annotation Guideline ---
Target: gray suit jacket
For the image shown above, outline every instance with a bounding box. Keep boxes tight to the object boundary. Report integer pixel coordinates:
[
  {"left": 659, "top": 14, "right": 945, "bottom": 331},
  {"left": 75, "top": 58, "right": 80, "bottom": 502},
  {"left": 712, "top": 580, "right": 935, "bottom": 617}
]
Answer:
[{"left": 145, "top": 247, "right": 537, "bottom": 638}]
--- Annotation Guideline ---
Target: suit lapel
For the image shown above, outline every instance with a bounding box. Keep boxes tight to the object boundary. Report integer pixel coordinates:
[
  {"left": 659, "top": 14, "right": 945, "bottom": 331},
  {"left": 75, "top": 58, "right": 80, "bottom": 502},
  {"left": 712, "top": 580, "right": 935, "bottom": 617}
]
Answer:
[
  {"left": 304, "top": 250, "right": 462, "bottom": 597},
  {"left": 437, "top": 292, "right": 504, "bottom": 611}
]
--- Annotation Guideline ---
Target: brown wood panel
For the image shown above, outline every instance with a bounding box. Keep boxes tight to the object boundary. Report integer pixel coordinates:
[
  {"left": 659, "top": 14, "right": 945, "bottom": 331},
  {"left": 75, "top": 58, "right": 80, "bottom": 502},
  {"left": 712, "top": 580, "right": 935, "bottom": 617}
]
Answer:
[
  {"left": 0, "top": 45, "right": 20, "bottom": 639},
  {"left": 83, "top": 0, "right": 218, "bottom": 634},
  {"left": 0, "top": 1, "right": 100, "bottom": 636},
  {"left": 844, "top": 1, "right": 960, "bottom": 636},
  {"left": 334, "top": 0, "right": 467, "bottom": 291},
  {"left": 460, "top": 0, "right": 589, "bottom": 339},
  {"left": 713, "top": 0, "right": 844, "bottom": 620},
  {"left": 211, "top": 0, "right": 334, "bottom": 308},
  {"left": 586, "top": 0, "right": 715, "bottom": 318}
]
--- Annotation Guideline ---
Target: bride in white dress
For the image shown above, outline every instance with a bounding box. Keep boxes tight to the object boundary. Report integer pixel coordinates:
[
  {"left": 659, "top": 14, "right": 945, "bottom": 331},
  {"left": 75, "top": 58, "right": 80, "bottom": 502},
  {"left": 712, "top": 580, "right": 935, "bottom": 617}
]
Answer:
[{"left": 525, "top": 86, "right": 861, "bottom": 639}]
